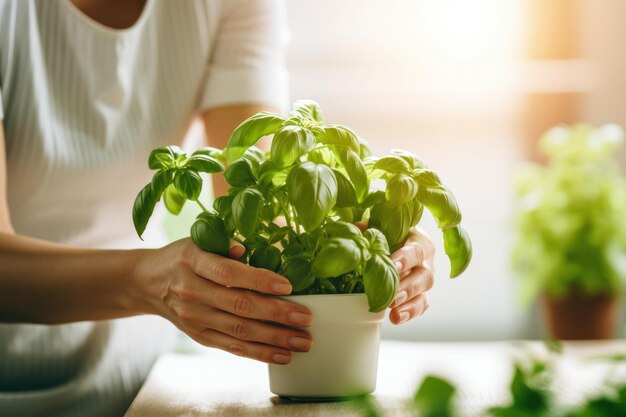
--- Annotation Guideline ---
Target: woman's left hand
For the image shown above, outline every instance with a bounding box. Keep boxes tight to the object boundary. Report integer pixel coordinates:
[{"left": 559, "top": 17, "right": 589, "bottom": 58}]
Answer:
[{"left": 388, "top": 227, "right": 435, "bottom": 324}]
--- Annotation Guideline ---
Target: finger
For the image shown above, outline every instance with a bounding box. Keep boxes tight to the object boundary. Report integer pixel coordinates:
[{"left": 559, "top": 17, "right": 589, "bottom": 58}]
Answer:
[
  {"left": 200, "top": 279, "right": 313, "bottom": 327},
  {"left": 228, "top": 245, "right": 245, "bottom": 259},
  {"left": 391, "top": 242, "right": 425, "bottom": 273},
  {"left": 390, "top": 266, "right": 434, "bottom": 309},
  {"left": 205, "top": 308, "right": 313, "bottom": 352},
  {"left": 192, "top": 328, "right": 293, "bottom": 365},
  {"left": 405, "top": 227, "right": 436, "bottom": 271},
  {"left": 192, "top": 250, "right": 292, "bottom": 295},
  {"left": 389, "top": 294, "right": 429, "bottom": 325}
]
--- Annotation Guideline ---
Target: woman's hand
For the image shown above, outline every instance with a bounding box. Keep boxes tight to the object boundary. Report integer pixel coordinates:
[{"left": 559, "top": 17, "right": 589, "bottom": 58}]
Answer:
[
  {"left": 388, "top": 227, "right": 435, "bottom": 324},
  {"left": 132, "top": 238, "right": 313, "bottom": 365}
]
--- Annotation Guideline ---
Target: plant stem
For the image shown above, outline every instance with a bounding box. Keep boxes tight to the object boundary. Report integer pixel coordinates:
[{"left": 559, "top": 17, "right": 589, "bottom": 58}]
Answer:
[{"left": 195, "top": 199, "right": 210, "bottom": 213}]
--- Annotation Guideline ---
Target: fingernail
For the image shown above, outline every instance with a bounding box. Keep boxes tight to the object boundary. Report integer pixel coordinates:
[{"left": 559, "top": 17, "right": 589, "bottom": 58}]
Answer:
[
  {"left": 394, "top": 261, "right": 403, "bottom": 271},
  {"left": 272, "top": 282, "right": 292, "bottom": 294},
  {"left": 273, "top": 354, "right": 291, "bottom": 364},
  {"left": 399, "top": 311, "right": 410, "bottom": 323},
  {"left": 394, "top": 291, "right": 408, "bottom": 306},
  {"left": 289, "top": 337, "right": 312, "bottom": 352},
  {"left": 288, "top": 311, "right": 312, "bottom": 326}
]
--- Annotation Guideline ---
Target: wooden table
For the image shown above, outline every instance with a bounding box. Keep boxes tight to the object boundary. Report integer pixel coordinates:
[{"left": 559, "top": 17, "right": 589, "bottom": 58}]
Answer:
[{"left": 126, "top": 340, "right": 626, "bottom": 417}]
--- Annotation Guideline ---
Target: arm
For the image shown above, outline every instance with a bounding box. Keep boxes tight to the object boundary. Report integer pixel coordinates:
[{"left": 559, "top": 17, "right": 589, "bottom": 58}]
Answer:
[{"left": 0, "top": 124, "right": 311, "bottom": 364}]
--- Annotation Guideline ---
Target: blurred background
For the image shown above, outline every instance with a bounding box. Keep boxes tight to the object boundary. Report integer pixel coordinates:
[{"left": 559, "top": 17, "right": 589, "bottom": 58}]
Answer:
[{"left": 278, "top": 0, "right": 626, "bottom": 341}]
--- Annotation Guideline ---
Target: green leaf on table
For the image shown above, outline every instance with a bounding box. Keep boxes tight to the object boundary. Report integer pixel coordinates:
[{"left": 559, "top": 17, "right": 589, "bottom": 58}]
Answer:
[
  {"left": 311, "top": 238, "right": 362, "bottom": 278},
  {"left": 363, "top": 254, "right": 399, "bottom": 312},
  {"left": 413, "top": 375, "right": 457, "bottom": 417},
  {"left": 224, "top": 112, "right": 286, "bottom": 163},
  {"left": 286, "top": 161, "right": 337, "bottom": 232},
  {"left": 174, "top": 170, "right": 202, "bottom": 201},
  {"left": 232, "top": 187, "right": 264, "bottom": 238},
  {"left": 282, "top": 255, "right": 315, "bottom": 292},
  {"left": 270, "top": 125, "right": 316, "bottom": 168},
  {"left": 190, "top": 213, "right": 230, "bottom": 256},
  {"left": 163, "top": 183, "right": 186, "bottom": 215}
]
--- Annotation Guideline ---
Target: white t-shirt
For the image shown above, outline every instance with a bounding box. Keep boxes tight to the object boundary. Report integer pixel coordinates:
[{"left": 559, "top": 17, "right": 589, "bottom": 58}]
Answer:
[{"left": 0, "top": 0, "right": 288, "bottom": 415}]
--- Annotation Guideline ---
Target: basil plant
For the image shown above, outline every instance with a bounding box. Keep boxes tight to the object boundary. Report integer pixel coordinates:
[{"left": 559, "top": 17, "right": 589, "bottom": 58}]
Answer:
[
  {"left": 133, "top": 100, "right": 472, "bottom": 312},
  {"left": 512, "top": 124, "right": 626, "bottom": 304}
]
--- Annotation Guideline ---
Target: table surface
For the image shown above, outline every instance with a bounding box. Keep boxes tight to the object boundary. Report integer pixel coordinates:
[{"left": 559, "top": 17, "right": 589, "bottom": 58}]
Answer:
[{"left": 125, "top": 340, "right": 626, "bottom": 417}]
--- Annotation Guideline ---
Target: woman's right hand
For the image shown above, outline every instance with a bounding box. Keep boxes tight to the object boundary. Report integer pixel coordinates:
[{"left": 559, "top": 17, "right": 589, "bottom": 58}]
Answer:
[{"left": 131, "top": 238, "right": 313, "bottom": 365}]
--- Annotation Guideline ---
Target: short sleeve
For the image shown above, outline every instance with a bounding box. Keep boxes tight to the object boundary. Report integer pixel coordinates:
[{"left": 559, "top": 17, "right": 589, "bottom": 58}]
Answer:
[{"left": 199, "top": 0, "right": 289, "bottom": 113}]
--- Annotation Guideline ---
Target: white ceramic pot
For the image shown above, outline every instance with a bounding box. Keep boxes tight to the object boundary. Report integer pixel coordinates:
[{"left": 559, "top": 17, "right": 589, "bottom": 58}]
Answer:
[{"left": 268, "top": 293, "right": 385, "bottom": 399}]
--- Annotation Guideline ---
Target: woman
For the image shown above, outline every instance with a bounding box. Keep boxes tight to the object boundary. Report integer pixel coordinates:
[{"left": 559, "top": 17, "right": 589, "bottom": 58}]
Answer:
[{"left": 0, "top": 0, "right": 435, "bottom": 415}]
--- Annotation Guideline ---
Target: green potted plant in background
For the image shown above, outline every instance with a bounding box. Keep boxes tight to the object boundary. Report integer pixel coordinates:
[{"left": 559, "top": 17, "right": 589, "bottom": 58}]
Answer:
[
  {"left": 133, "top": 100, "right": 472, "bottom": 398},
  {"left": 512, "top": 123, "right": 626, "bottom": 340}
]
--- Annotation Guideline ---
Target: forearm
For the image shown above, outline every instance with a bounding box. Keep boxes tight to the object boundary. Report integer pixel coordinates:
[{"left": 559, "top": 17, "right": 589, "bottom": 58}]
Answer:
[
  {"left": 0, "top": 232, "right": 145, "bottom": 324},
  {"left": 203, "top": 104, "right": 276, "bottom": 197}
]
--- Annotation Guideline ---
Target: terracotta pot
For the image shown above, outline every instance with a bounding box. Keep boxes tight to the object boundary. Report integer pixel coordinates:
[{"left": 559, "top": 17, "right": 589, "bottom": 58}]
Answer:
[{"left": 542, "top": 292, "right": 620, "bottom": 340}]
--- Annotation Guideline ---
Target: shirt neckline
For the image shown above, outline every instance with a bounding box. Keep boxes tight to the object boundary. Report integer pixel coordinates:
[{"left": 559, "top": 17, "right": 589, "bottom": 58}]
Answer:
[{"left": 60, "top": 0, "right": 155, "bottom": 37}]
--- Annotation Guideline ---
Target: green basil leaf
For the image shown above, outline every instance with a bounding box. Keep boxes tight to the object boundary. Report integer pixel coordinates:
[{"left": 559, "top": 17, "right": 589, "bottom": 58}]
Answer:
[
  {"left": 132, "top": 170, "right": 173, "bottom": 239},
  {"left": 363, "top": 254, "right": 399, "bottom": 312},
  {"left": 415, "top": 173, "right": 461, "bottom": 229},
  {"left": 174, "top": 170, "right": 202, "bottom": 201},
  {"left": 190, "top": 213, "right": 230, "bottom": 256},
  {"left": 443, "top": 226, "right": 472, "bottom": 278},
  {"left": 413, "top": 376, "right": 456, "bottom": 417},
  {"left": 270, "top": 225, "right": 290, "bottom": 244},
  {"left": 323, "top": 221, "right": 362, "bottom": 239},
  {"left": 148, "top": 146, "right": 183, "bottom": 170},
  {"left": 281, "top": 255, "right": 315, "bottom": 292},
  {"left": 224, "top": 158, "right": 256, "bottom": 187},
  {"left": 270, "top": 125, "right": 316, "bottom": 168},
  {"left": 391, "top": 149, "right": 426, "bottom": 169},
  {"left": 369, "top": 200, "right": 413, "bottom": 250},
  {"left": 359, "top": 137, "right": 372, "bottom": 159},
  {"left": 334, "top": 207, "right": 355, "bottom": 223},
  {"left": 307, "top": 146, "right": 336, "bottom": 166},
  {"left": 185, "top": 154, "right": 224, "bottom": 173},
  {"left": 192, "top": 147, "right": 224, "bottom": 162},
  {"left": 213, "top": 195, "right": 233, "bottom": 217},
  {"left": 361, "top": 190, "right": 386, "bottom": 208},
  {"left": 386, "top": 174, "right": 418, "bottom": 207},
  {"left": 163, "top": 183, "right": 186, "bottom": 215},
  {"left": 290, "top": 99, "right": 324, "bottom": 123},
  {"left": 335, "top": 148, "right": 369, "bottom": 202},
  {"left": 232, "top": 187, "right": 264, "bottom": 238},
  {"left": 242, "top": 146, "right": 266, "bottom": 167},
  {"left": 314, "top": 125, "right": 361, "bottom": 155},
  {"left": 332, "top": 168, "right": 358, "bottom": 208},
  {"left": 374, "top": 155, "right": 411, "bottom": 175},
  {"left": 224, "top": 112, "right": 286, "bottom": 163},
  {"left": 364, "top": 228, "right": 390, "bottom": 256},
  {"left": 250, "top": 245, "right": 282, "bottom": 272},
  {"left": 286, "top": 161, "right": 337, "bottom": 232},
  {"left": 312, "top": 238, "right": 363, "bottom": 278}
]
